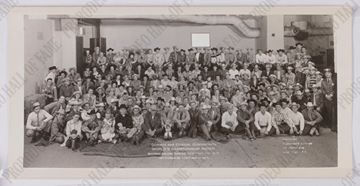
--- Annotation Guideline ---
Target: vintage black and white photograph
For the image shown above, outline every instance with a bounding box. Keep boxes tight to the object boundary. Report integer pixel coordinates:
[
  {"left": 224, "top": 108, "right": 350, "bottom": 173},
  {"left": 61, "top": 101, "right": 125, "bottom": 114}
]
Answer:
[{"left": 23, "top": 13, "right": 338, "bottom": 168}]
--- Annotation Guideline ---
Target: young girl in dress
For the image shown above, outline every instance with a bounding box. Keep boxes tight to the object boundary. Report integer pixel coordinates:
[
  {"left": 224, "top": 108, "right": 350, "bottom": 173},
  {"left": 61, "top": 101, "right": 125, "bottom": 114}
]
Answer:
[{"left": 99, "top": 109, "right": 117, "bottom": 144}]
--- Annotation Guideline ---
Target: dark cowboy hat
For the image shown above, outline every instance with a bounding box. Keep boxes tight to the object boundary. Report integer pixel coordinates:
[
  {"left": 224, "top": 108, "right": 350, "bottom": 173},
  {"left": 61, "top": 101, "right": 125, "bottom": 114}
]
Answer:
[
  {"left": 88, "top": 109, "right": 96, "bottom": 115},
  {"left": 188, "top": 48, "right": 193, "bottom": 52},
  {"left": 273, "top": 101, "right": 281, "bottom": 106},
  {"left": 154, "top": 47, "right": 161, "bottom": 51},
  {"left": 267, "top": 49, "right": 273, "bottom": 53},
  {"left": 180, "top": 49, "right": 185, "bottom": 52},
  {"left": 157, "top": 97, "right": 165, "bottom": 102},
  {"left": 165, "top": 85, "right": 172, "bottom": 90},
  {"left": 260, "top": 98, "right": 270, "bottom": 104},
  {"left": 247, "top": 99, "right": 257, "bottom": 105},
  {"left": 258, "top": 82, "right": 266, "bottom": 87},
  {"left": 107, "top": 48, "right": 114, "bottom": 52},
  {"left": 211, "top": 47, "right": 218, "bottom": 51},
  {"left": 59, "top": 70, "right": 68, "bottom": 76},
  {"left": 259, "top": 102, "right": 267, "bottom": 108},
  {"left": 295, "top": 42, "right": 303, "bottom": 46},
  {"left": 187, "top": 81, "right": 195, "bottom": 86},
  {"left": 289, "top": 46, "right": 296, "bottom": 50},
  {"left": 119, "top": 104, "right": 127, "bottom": 110},
  {"left": 279, "top": 98, "right": 289, "bottom": 104},
  {"left": 277, "top": 49, "right": 285, "bottom": 53},
  {"left": 48, "top": 66, "right": 57, "bottom": 71}
]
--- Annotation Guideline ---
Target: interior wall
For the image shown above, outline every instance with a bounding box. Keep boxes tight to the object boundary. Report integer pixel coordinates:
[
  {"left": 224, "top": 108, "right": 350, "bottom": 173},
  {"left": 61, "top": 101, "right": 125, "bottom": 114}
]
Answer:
[
  {"left": 25, "top": 18, "right": 79, "bottom": 96},
  {"left": 100, "top": 22, "right": 258, "bottom": 50},
  {"left": 59, "top": 19, "right": 79, "bottom": 70},
  {"left": 24, "top": 17, "right": 54, "bottom": 96}
]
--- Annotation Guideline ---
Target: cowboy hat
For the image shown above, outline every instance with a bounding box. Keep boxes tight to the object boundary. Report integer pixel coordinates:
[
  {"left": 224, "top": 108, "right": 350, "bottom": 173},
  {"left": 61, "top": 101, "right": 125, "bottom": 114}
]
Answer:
[
  {"left": 32, "top": 102, "right": 41, "bottom": 108},
  {"left": 96, "top": 102, "right": 105, "bottom": 107},
  {"left": 119, "top": 104, "right": 127, "bottom": 110},
  {"left": 200, "top": 103, "right": 211, "bottom": 110},
  {"left": 239, "top": 102, "right": 248, "bottom": 106},
  {"left": 72, "top": 91, "right": 82, "bottom": 96},
  {"left": 132, "top": 105, "right": 141, "bottom": 111},
  {"left": 305, "top": 102, "right": 314, "bottom": 107}
]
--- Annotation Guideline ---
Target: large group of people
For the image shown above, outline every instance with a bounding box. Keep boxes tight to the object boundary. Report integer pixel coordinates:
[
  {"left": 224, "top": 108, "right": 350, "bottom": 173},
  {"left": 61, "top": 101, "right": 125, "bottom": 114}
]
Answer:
[{"left": 25, "top": 42, "right": 337, "bottom": 151}]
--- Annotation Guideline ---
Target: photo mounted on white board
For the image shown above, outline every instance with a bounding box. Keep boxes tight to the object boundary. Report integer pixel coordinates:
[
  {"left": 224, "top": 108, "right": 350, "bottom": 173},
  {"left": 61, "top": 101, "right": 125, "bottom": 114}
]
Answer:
[{"left": 4, "top": 6, "right": 353, "bottom": 180}]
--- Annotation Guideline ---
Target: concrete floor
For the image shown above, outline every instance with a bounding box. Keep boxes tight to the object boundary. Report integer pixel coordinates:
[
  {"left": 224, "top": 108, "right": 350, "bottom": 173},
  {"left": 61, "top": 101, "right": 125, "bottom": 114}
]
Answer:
[{"left": 23, "top": 128, "right": 337, "bottom": 168}]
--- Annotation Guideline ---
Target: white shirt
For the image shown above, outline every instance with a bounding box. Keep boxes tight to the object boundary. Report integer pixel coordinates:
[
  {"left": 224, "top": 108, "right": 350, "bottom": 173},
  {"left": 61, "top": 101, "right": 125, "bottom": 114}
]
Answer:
[
  {"left": 289, "top": 111, "right": 305, "bottom": 131},
  {"left": 276, "top": 54, "right": 288, "bottom": 64},
  {"left": 280, "top": 107, "right": 295, "bottom": 127},
  {"left": 45, "top": 72, "right": 56, "bottom": 82},
  {"left": 228, "top": 69, "right": 240, "bottom": 79},
  {"left": 26, "top": 110, "right": 53, "bottom": 130},
  {"left": 267, "top": 54, "right": 276, "bottom": 64},
  {"left": 256, "top": 53, "right": 267, "bottom": 64},
  {"left": 65, "top": 119, "right": 82, "bottom": 137},
  {"left": 221, "top": 111, "right": 238, "bottom": 129},
  {"left": 254, "top": 111, "right": 272, "bottom": 132}
]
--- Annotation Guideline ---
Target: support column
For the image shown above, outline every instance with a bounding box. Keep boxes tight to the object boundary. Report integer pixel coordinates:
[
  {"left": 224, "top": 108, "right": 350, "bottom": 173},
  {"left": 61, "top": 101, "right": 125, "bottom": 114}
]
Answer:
[{"left": 266, "top": 15, "right": 285, "bottom": 50}]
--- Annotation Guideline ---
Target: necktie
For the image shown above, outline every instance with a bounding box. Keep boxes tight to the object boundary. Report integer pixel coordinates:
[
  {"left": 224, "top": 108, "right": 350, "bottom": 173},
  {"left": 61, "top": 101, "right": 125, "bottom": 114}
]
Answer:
[
  {"left": 37, "top": 113, "right": 40, "bottom": 127},
  {"left": 180, "top": 112, "right": 183, "bottom": 120}
]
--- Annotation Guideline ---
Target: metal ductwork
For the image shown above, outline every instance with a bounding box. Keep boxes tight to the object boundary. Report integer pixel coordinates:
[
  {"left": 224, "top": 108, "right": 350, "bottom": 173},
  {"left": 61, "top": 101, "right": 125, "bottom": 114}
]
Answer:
[
  {"left": 284, "top": 26, "right": 333, "bottom": 37},
  {"left": 103, "top": 15, "right": 261, "bottom": 38},
  {"left": 48, "top": 15, "right": 261, "bottom": 38}
]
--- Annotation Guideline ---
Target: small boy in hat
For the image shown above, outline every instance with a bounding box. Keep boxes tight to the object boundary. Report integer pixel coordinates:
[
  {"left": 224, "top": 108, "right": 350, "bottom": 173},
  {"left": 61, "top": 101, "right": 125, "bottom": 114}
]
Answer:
[{"left": 64, "top": 113, "right": 82, "bottom": 151}]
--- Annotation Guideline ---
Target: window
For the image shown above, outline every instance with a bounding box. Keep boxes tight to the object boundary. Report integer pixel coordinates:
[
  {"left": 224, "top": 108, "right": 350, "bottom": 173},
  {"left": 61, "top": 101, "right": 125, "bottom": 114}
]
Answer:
[{"left": 191, "top": 33, "right": 210, "bottom": 47}]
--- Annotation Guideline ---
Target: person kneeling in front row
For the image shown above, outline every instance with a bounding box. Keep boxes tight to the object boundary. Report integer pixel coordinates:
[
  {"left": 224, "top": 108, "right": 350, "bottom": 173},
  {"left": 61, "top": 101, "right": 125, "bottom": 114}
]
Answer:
[
  {"left": 288, "top": 102, "right": 305, "bottom": 136},
  {"left": 252, "top": 103, "right": 272, "bottom": 139},
  {"left": 302, "top": 102, "right": 323, "bottom": 136},
  {"left": 26, "top": 102, "right": 53, "bottom": 146},
  {"left": 220, "top": 103, "right": 241, "bottom": 139}
]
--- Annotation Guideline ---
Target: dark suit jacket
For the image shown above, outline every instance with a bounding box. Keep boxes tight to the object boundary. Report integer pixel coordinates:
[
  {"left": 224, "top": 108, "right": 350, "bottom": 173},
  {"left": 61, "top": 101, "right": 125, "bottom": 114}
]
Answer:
[
  {"left": 260, "top": 70, "right": 273, "bottom": 78},
  {"left": 115, "top": 114, "right": 133, "bottom": 130},
  {"left": 142, "top": 112, "right": 162, "bottom": 133}
]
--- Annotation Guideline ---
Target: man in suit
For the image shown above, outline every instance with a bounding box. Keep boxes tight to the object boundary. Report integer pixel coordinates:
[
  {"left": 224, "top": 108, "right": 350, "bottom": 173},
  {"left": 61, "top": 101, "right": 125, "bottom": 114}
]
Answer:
[
  {"left": 261, "top": 63, "right": 273, "bottom": 79},
  {"left": 142, "top": 104, "right": 163, "bottom": 138},
  {"left": 173, "top": 104, "right": 191, "bottom": 137},
  {"left": 321, "top": 68, "right": 337, "bottom": 132},
  {"left": 169, "top": 46, "right": 181, "bottom": 67}
]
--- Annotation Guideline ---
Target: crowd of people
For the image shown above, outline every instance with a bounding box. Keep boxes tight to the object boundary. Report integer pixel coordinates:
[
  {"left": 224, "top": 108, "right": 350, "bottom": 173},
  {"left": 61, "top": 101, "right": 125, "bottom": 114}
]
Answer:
[{"left": 25, "top": 42, "right": 337, "bottom": 151}]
